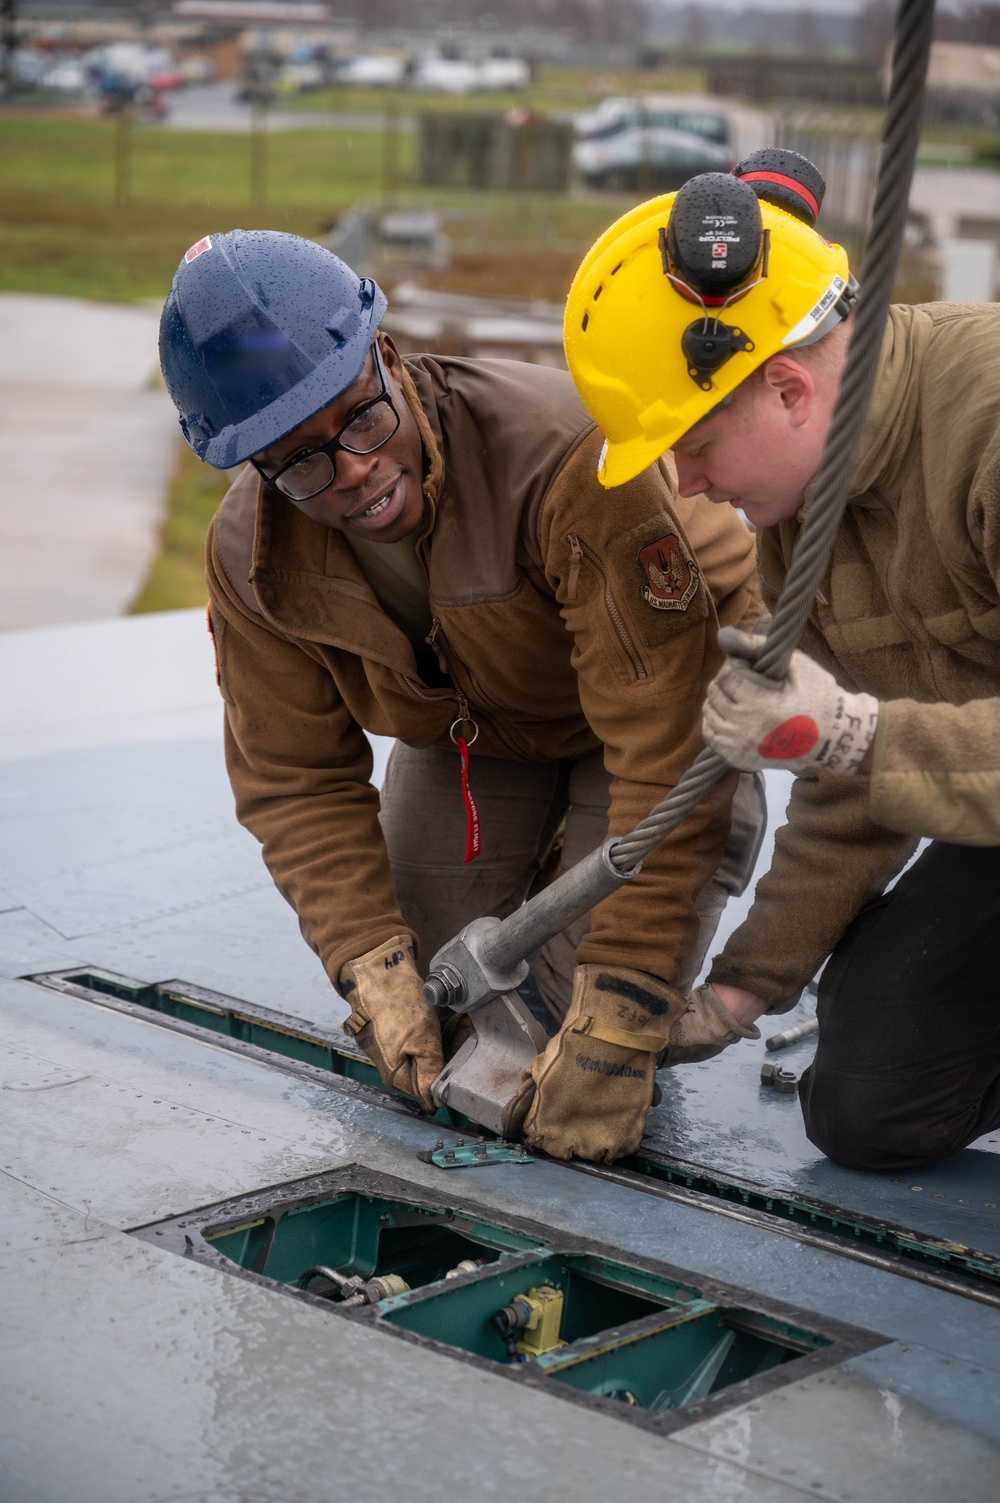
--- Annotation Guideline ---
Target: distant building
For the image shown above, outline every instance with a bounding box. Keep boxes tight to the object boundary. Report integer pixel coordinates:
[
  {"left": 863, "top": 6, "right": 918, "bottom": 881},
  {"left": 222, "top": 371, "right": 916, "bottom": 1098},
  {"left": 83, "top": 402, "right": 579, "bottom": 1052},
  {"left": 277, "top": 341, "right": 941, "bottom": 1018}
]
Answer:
[{"left": 916, "top": 41, "right": 1000, "bottom": 126}]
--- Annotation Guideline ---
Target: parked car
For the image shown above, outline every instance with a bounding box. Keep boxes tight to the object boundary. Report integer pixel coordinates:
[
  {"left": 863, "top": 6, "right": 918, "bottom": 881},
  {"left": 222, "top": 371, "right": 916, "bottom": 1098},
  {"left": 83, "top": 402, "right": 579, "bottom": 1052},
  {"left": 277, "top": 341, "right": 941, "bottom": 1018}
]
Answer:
[
  {"left": 477, "top": 57, "right": 530, "bottom": 90},
  {"left": 41, "top": 60, "right": 90, "bottom": 94},
  {"left": 411, "top": 57, "right": 480, "bottom": 94},
  {"left": 11, "top": 47, "right": 50, "bottom": 89},
  {"left": 573, "top": 96, "right": 733, "bottom": 191},
  {"left": 178, "top": 54, "right": 217, "bottom": 85},
  {"left": 276, "top": 42, "right": 328, "bottom": 92},
  {"left": 336, "top": 54, "right": 407, "bottom": 88}
]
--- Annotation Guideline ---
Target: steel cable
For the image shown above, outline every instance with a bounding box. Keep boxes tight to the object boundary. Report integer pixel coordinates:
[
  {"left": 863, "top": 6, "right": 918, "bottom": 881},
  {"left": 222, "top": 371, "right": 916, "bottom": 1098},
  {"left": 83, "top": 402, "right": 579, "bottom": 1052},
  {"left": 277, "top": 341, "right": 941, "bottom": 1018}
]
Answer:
[
  {"left": 433, "top": 0, "right": 936, "bottom": 990},
  {"left": 609, "top": 0, "right": 935, "bottom": 872}
]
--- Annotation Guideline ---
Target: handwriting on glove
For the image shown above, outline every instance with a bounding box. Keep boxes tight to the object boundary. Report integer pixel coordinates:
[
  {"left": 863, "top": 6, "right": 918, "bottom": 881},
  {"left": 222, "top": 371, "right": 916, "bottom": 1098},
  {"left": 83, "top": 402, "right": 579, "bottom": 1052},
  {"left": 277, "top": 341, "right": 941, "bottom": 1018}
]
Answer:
[
  {"left": 340, "top": 936, "right": 443, "bottom": 1111},
  {"left": 703, "top": 628, "right": 879, "bottom": 775},
  {"left": 511, "top": 963, "right": 686, "bottom": 1163}
]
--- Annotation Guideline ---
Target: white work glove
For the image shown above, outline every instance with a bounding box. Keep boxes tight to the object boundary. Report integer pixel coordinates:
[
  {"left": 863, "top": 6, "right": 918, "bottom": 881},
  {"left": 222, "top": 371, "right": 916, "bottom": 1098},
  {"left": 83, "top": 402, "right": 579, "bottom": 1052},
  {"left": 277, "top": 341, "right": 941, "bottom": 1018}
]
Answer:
[{"left": 703, "top": 628, "right": 879, "bottom": 775}]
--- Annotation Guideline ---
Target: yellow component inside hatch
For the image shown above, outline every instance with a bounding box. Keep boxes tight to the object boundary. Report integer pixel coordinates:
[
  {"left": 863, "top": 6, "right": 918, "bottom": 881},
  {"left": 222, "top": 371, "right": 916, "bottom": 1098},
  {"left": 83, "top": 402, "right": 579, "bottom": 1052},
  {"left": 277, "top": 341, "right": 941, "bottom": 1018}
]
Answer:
[{"left": 514, "top": 1285, "right": 565, "bottom": 1358}]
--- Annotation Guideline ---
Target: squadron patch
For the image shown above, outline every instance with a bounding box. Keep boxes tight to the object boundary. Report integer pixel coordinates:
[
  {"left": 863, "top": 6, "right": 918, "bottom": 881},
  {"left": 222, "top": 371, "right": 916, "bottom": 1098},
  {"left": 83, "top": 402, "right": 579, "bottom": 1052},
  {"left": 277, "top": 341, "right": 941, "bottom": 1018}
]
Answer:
[{"left": 637, "top": 534, "right": 699, "bottom": 612}]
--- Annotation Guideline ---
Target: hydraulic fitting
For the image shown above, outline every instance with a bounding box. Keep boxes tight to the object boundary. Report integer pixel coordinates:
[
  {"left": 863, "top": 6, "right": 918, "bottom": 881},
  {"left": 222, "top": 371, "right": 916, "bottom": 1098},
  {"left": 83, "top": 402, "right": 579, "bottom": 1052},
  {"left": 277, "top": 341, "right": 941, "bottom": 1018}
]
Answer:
[
  {"left": 490, "top": 1285, "right": 564, "bottom": 1360},
  {"left": 298, "top": 1265, "right": 409, "bottom": 1305},
  {"left": 444, "top": 1259, "right": 482, "bottom": 1279}
]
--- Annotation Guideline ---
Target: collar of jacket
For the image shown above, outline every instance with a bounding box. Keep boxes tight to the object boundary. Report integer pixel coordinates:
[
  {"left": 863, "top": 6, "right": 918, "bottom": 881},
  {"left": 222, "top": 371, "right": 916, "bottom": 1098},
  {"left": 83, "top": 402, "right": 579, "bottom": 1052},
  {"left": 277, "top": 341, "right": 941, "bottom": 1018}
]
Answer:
[
  {"left": 766, "top": 305, "right": 922, "bottom": 572},
  {"left": 245, "top": 359, "right": 445, "bottom": 673},
  {"left": 400, "top": 360, "right": 445, "bottom": 514},
  {"left": 846, "top": 304, "right": 922, "bottom": 505},
  {"left": 794, "top": 304, "right": 918, "bottom": 525}
]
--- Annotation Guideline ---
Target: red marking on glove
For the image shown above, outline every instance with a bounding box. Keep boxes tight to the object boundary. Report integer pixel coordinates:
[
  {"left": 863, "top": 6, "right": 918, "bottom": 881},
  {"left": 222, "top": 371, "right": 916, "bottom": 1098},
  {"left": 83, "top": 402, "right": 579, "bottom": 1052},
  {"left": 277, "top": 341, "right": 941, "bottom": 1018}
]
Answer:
[
  {"left": 456, "top": 736, "right": 481, "bottom": 864},
  {"left": 758, "top": 715, "right": 819, "bottom": 761}
]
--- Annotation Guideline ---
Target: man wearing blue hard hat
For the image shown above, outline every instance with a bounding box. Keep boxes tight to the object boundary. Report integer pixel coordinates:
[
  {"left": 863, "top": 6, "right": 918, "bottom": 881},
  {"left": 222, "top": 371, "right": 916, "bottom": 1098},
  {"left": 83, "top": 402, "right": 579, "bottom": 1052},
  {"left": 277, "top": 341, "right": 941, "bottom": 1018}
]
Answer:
[{"left": 159, "top": 228, "right": 764, "bottom": 1162}]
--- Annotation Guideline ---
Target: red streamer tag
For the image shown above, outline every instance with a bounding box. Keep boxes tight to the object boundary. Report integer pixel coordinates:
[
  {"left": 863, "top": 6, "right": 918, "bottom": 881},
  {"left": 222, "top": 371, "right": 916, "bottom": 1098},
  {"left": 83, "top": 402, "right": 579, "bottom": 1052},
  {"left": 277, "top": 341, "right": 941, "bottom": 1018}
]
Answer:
[{"left": 456, "top": 736, "right": 481, "bottom": 864}]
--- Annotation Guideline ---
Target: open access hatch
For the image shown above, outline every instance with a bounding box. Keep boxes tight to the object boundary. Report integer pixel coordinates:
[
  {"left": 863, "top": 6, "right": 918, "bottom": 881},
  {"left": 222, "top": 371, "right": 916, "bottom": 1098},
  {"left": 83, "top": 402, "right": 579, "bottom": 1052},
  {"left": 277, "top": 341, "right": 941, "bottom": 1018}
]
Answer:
[
  {"left": 134, "top": 1166, "right": 881, "bottom": 1436},
  {"left": 30, "top": 966, "right": 1000, "bottom": 1299}
]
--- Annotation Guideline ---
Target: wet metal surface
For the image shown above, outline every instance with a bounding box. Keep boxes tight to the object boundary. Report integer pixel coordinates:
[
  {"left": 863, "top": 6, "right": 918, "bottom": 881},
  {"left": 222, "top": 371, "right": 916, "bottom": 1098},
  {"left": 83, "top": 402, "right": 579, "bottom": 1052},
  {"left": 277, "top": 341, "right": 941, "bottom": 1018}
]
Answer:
[
  {"left": 647, "top": 1004, "right": 1000, "bottom": 1256},
  {"left": 0, "top": 1216, "right": 820, "bottom": 1503},
  {"left": 674, "top": 1356, "right": 1000, "bottom": 1502},
  {"left": 1, "top": 614, "right": 998, "bottom": 1499},
  {"left": 1, "top": 972, "right": 998, "bottom": 1500}
]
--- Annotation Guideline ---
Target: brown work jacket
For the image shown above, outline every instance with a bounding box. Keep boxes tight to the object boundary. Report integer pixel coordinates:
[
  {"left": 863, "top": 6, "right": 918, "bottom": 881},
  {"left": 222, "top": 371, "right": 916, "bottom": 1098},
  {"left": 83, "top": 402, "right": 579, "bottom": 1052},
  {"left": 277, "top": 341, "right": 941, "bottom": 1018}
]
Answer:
[
  {"left": 206, "top": 355, "right": 760, "bottom": 986},
  {"left": 713, "top": 300, "right": 1000, "bottom": 1005}
]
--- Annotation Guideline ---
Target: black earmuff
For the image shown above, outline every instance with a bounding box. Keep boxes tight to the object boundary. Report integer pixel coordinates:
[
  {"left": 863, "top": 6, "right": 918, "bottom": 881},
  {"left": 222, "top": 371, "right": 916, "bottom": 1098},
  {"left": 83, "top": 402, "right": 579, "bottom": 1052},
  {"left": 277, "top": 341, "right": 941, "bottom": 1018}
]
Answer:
[
  {"left": 660, "top": 174, "right": 763, "bottom": 388},
  {"left": 662, "top": 173, "right": 764, "bottom": 303},
  {"left": 732, "top": 148, "right": 826, "bottom": 227}
]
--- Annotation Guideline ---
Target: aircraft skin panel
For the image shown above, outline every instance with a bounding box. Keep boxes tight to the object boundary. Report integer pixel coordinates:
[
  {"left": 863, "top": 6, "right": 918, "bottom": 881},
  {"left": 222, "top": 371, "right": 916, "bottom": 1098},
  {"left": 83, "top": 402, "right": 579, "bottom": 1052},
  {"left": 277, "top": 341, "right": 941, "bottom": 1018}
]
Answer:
[
  {"left": 0, "top": 1166, "right": 110, "bottom": 1257},
  {"left": 0, "top": 644, "right": 995, "bottom": 1253},
  {"left": 0, "top": 907, "right": 82, "bottom": 980},
  {"left": 0, "top": 972, "right": 998, "bottom": 1375},
  {"left": 0, "top": 1210, "right": 821, "bottom": 1503},
  {"left": 1, "top": 613, "right": 998, "bottom": 1498},
  {"left": 1, "top": 973, "right": 999, "bottom": 1500},
  {"left": 673, "top": 1353, "right": 1000, "bottom": 1496}
]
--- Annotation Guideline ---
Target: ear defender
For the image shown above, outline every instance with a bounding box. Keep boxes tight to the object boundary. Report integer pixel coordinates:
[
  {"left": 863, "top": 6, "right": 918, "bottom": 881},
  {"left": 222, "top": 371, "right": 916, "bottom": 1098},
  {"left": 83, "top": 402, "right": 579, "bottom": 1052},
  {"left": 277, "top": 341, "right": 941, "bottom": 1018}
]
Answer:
[
  {"left": 564, "top": 145, "right": 852, "bottom": 483},
  {"left": 660, "top": 174, "right": 766, "bottom": 389},
  {"left": 734, "top": 148, "right": 855, "bottom": 332},
  {"left": 732, "top": 148, "right": 827, "bottom": 228},
  {"left": 661, "top": 172, "right": 765, "bottom": 305}
]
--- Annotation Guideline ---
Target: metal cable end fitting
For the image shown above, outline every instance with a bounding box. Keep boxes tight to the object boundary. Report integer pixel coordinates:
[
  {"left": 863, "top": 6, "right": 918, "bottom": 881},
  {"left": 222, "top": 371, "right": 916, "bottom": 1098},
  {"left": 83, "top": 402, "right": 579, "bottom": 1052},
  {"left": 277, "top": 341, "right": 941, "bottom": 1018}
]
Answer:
[{"left": 422, "top": 963, "right": 466, "bottom": 1009}]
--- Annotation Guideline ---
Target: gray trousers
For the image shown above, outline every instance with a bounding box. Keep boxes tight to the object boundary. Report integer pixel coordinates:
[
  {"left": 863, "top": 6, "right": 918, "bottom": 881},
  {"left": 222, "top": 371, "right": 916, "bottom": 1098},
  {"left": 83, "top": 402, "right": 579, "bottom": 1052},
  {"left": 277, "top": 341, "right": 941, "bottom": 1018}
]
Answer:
[{"left": 380, "top": 743, "right": 765, "bottom": 1021}]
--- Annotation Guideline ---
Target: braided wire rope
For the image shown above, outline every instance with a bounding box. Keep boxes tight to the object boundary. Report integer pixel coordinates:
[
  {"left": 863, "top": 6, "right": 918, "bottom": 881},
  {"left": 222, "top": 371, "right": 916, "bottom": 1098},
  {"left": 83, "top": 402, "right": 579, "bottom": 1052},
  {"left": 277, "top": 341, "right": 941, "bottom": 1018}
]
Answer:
[
  {"left": 429, "top": 0, "right": 937, "bottom": 991},
  {"left": 609, "top": 0, "right": 936, "bottom": 873}
]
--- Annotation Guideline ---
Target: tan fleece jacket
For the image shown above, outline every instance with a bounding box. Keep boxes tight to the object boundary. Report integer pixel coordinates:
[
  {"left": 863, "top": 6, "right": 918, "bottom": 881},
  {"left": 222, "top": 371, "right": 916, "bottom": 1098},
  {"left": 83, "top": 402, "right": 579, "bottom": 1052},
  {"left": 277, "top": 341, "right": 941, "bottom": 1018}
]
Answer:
[
  {"left": 206, "top": 354, "right": 761, "bottom": 986},
  {"left": 712, "top": 301, "right": 1000, "bottom": 1005}
]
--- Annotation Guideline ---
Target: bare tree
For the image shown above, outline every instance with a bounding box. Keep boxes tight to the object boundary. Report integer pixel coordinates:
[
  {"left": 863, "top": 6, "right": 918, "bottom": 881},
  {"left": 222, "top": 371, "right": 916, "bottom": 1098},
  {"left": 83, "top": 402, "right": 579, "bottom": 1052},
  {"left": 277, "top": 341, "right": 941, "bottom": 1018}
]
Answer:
[
  {"left": 856, "top": 0, "right": 894, "bottom": 63},
  {"left": 793, "top": 6, "right": 826, "bottom": 60}
]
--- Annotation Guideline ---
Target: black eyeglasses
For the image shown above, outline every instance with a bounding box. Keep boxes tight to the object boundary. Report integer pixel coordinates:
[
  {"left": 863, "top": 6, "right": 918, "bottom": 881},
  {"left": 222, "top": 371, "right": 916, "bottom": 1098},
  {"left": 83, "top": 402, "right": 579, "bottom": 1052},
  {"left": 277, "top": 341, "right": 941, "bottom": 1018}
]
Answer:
[{"left": 252, "top": 342, "right": 400, "bottom": 502}]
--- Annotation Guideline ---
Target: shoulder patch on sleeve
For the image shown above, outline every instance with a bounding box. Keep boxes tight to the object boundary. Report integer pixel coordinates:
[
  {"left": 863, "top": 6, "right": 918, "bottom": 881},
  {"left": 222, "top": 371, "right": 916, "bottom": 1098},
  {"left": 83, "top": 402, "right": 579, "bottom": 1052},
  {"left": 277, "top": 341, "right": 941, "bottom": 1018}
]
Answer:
[
  {"left": 606, "top": 518, "right": 708, "bottom": 648},
  {"left": 638, "top": 533, "right": 700, "bottom": 613}
]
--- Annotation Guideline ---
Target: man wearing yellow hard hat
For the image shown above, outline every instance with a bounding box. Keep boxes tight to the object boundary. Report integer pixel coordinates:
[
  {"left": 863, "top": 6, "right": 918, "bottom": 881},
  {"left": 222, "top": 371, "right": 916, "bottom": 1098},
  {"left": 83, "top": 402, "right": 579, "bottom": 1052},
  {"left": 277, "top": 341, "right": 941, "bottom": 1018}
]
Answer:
[{"left": 564, "top": 149, "right": 1000, "bottom": 1172}]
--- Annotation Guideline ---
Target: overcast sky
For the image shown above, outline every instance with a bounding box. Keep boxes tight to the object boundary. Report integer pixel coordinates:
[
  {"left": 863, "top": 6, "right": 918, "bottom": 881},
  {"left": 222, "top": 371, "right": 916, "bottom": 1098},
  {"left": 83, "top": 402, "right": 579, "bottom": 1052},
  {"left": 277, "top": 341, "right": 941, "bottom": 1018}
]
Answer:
[{"left": 650, "top": 0, "right": 967, "bottom": 12}]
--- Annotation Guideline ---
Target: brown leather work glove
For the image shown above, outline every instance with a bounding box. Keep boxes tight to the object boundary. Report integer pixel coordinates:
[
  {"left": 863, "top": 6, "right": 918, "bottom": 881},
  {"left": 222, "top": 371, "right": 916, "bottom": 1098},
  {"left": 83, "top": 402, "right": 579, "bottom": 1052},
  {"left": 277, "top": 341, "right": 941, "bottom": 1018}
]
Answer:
[
  {"left": 339, "top": 935, "right": 444, "bottom": 1111},
  {"left": 503, "top": 962, "right": 686, "bottom": 1163},
  {"left": 662, "top": 981, "right": 760, "bottom": 1067}
]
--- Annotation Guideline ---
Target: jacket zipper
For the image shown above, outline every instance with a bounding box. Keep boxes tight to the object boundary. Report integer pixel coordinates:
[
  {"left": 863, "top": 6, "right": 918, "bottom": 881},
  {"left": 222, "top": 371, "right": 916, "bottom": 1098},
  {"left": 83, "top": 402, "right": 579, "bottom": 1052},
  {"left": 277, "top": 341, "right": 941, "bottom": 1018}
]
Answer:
[
  {"left": 566, "top": 533, "right": 648, "bottom": 682},
  {"left": 425, "top": 617, "right": 446, "bottom": 675},
  {"left": 425, "top": 618, "right": 524, "bottom": 756},
  {"left": 567, "top": 535, "right": 583, "bottom": 602}
]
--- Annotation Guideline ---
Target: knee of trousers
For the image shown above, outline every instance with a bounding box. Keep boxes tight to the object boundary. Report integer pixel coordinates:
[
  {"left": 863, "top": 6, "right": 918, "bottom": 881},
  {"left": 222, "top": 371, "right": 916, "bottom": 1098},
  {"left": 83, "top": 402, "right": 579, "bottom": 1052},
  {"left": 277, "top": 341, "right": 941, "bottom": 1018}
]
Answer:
[{"left": 799, "top": 1062, "right": 959, "bottom": 1173}]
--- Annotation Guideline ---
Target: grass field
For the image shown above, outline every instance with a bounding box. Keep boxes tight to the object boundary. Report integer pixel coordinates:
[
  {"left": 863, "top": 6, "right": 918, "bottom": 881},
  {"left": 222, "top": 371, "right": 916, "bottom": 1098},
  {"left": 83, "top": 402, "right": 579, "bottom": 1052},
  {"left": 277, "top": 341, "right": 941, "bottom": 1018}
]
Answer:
[
  {"left": 0, "top": 91, "right": 978, "bottom": 612},
  {"left": 3, "top": 96, "right": 985, "bottom": 304},
  {"left": 0, "top": 105, "right": 638, "bottom": 613},
  {"left": 0, "top": 111, "right": 637, "bottom": 302},
  {"left": 129, "top": 442, "right": 233, "bottom": 615},
  {"left": 0, "top": 114, "right": 405, "bottom": 299}
]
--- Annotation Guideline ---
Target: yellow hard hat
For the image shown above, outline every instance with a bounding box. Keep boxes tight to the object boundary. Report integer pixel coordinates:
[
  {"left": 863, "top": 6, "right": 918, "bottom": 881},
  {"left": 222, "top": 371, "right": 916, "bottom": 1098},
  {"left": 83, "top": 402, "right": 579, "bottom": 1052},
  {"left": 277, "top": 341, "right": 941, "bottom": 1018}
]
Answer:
[{"left": 564, "top": 151, "right": 854, "bottom": 488}]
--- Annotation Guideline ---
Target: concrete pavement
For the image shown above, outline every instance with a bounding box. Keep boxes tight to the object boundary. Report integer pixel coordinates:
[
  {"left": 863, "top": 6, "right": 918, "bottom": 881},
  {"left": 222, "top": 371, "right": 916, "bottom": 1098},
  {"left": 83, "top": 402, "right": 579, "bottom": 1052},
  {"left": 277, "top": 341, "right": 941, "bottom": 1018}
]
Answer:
[{"left": 0, "top": 294, "right": 177, "bottom": 630}]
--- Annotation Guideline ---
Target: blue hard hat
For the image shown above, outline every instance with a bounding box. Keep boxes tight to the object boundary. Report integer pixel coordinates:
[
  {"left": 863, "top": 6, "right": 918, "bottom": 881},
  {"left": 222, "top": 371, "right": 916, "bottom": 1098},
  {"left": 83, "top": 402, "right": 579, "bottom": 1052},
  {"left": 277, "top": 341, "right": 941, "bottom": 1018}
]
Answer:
[{"left": 158, "top": 229, "right": 387, "bottom": 468}]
